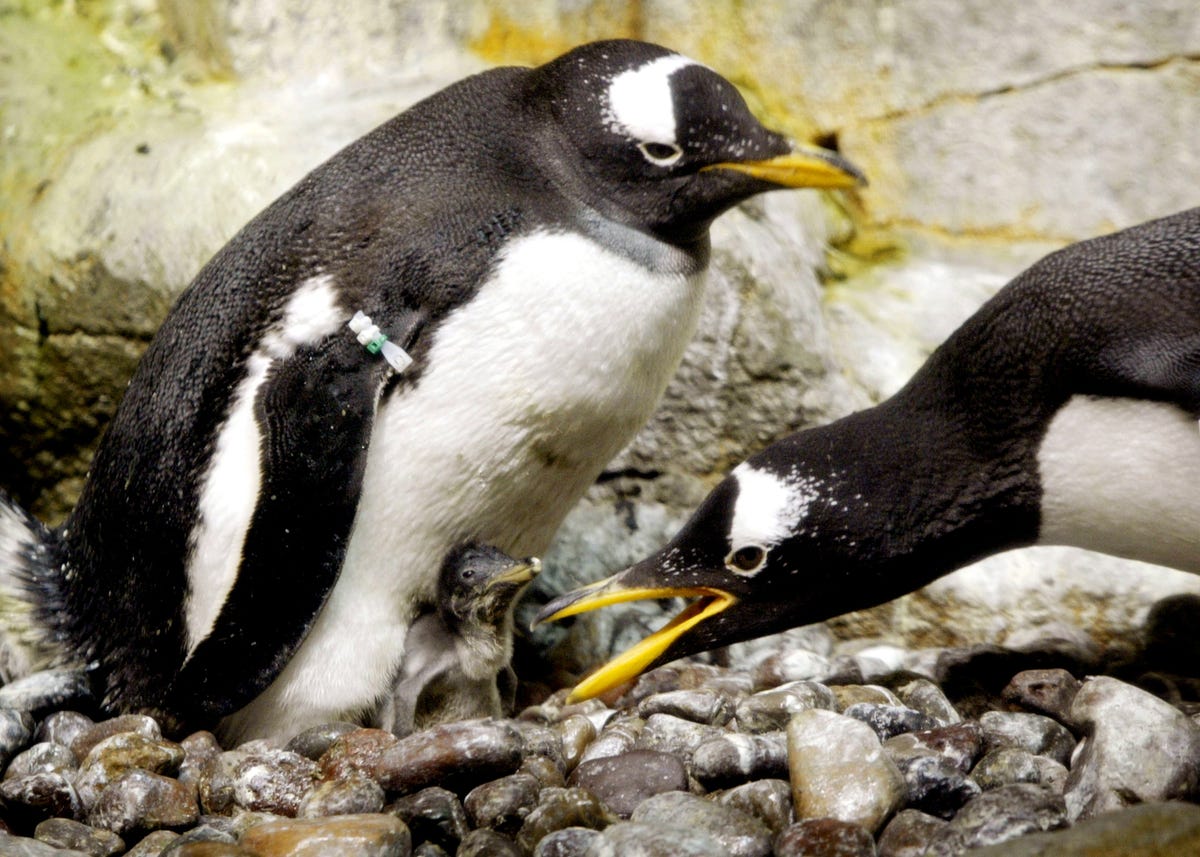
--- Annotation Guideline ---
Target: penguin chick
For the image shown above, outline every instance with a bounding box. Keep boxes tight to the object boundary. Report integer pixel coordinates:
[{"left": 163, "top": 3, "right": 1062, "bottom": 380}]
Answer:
[
  {"left": 378, "top": 543, "right": 540, "bottom": 736},
  {"left": 537, "top": 206, "right": 1200, "bottom": 702},
  {"left": 0, "top": 38, "right": 863, "bottom": 742}
]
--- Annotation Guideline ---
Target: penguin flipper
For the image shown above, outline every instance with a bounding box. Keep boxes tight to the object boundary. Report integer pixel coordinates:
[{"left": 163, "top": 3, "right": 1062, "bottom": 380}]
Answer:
[{"left": 164, "top": 336, "right": 386, "bottom": 725}]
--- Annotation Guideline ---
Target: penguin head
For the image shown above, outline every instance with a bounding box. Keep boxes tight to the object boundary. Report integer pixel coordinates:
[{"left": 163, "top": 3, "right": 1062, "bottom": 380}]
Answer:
[
  {"left": 525, "top": 40, "right": 864, "bottom": 244},
  {"left": 439, "top": 543, "right": 542, "bottom": 630},
  {"left": 534, "top": 451, "right": 894, "bottom": 702}
]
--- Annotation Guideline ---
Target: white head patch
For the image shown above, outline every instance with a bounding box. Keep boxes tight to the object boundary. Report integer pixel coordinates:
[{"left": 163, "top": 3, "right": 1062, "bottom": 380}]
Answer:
[
  {"left": 604, "top": 54, "right": 696, "bottom": 146},
  {"left": 729, "top": 464, "right": 817, "bottom": 551}
]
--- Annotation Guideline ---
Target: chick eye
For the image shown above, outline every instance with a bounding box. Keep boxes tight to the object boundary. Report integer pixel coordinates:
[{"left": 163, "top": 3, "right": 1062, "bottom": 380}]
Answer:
[
  {"left": 638, "top": 141, "right": 683, "bottom": 166},
  {"left": 726, "top": 545, "right": 767, "bottom": 574}
]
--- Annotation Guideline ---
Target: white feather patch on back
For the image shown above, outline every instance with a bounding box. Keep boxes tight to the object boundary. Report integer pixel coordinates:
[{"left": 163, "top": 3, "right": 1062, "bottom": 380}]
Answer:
[
  {"left": 1038, "top": 395, "right": 1200, "bottom": 573},
  {"left": 184, "top": 274, "right": 344, "bottom": 658},
  {"left": 729, "top": 464, "right": 818, "bottom": 551},
  {"left": 605, "top": 54, "right": 695, "bottom": 144}
]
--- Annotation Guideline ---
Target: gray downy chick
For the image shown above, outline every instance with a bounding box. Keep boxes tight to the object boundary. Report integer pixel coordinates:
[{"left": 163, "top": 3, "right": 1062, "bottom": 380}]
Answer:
[{"left": 379, "top": 543, "right": 540, "bottom": 736}]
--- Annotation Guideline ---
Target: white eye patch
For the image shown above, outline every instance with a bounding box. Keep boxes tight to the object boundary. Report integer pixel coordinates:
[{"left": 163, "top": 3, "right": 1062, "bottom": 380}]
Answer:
[
  {"left": 604, "top": 54, "right": 696, "bottom": 151},
  {"left": 728, "top": 464, "right": 815, "bottom": 553}
]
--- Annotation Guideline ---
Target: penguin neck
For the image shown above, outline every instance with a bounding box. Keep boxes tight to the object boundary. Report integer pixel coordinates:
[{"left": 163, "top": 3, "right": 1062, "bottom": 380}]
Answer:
[{"left": 446, "top": 609, "right": 513, "bottom": 681}]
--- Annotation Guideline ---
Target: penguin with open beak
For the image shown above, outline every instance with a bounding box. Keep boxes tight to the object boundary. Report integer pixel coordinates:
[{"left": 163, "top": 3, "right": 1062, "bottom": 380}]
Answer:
[{"left": 537, "top": 206, "right": 1200, "bottom": 702}]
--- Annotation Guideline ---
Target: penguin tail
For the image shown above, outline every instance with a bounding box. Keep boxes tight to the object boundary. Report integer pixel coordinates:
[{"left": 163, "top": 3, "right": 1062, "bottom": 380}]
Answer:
[{"left": 0, "top": 490, "right": 69, "bottom": 681}]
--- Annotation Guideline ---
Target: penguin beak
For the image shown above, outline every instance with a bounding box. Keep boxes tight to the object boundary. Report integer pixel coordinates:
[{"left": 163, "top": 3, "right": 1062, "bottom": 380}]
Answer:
[
  {"left": 703, "top": 143, "right": 866, "bottom": 190},
  {"left": 533, "top": 571, "right": 738, "bottom": 703},
  {"left": 489, "top": 556, "right": 542, "bottom": 588}
]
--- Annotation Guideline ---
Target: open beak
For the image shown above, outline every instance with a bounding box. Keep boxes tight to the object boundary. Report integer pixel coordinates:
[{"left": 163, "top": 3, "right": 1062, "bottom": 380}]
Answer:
[
  {"left": 490, "top": 556, "right": 542, "bottom": 589},
  {"left": 533, "top": 572, "right": 738, "bottom": 703},
  {"left": 704, "top": 143, "right": 866, "bottom": 189}
]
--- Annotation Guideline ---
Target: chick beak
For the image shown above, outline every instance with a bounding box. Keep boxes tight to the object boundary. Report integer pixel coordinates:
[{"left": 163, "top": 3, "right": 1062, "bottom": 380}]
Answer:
[
  {"left": 488, "top": 556, "right": 542, "bottom": 589},
  {"left": 533, "top": 570, "right": 738, "bottom": 703},
  {"left": 704, "top": 143, "right": 866, "bottom": 189}
]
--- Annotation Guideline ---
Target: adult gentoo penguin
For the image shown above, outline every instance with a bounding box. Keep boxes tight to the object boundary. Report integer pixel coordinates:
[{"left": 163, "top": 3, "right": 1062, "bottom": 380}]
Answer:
[
  {"left": 378, "top": 543, "right": 539, "bottom": 737},
  {"left": 0, "top": 39, "right": 863, "bottom": 741},
  {"left": 537, "top": 206, "right": 1200, "bottom": 702}
]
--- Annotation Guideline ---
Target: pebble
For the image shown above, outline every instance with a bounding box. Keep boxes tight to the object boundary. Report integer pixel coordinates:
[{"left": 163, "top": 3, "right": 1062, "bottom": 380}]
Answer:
[
  {"left": 636, "top": 713, "right": 724, "bottom": 760},
  {"left": 734, "top": 682, "right": 835, "bottom": 734},
  {"left": 691, "top": 731, "right": 788, "bottom": 789},
  {"left": 385, "top": 785, "right": 469, "bottom": 852},
  {"left": 0, "top": 770, "right": 83, "bottom": 822},
  {"left": 843, "top": 702, "right": 940, "bottom": 741},
  {"left": 787, "top": 708, "right": 906, "bottom": 833},
  {"left": 124, "top": 830, "right": 180, "bottom": 856},
  {"left": 637, "top": 689, "right": 735, "bottom": 726},
  {"left": 237, "top": 814, "right": 411, "bottom": 857},
  {"left": 71, "top": 715, "right": 161, "bottom": 760},
  {"left": 924, "top": 783, "right": 1067, "bottom": 855},
  {"left": 284, "top": 721, "right": 360, "bottom": 761},
  {"left": 775, "top": 817, "right": 877, "bottom": 857},
  {"left": 566, "top": 750, "right": 686, "bottom": 817},
  {"left": 709, "top": 779, "right": 794, "bottom": 835},
  {"left": 5, "top": 741, "right": 78, "bottom": 780},
  {"left": 978, "top": 710, "right": 1075, "bottom": 766},
  {"left": 318, "top": 729, "right": 398, "bottom": 781},
  {"left": 458, "top": 828, "right": 521, "bottom": 856},
  {"left": 297, "top": 773, "right": 384, "bottom": 817},
  {"left": 553, "top": 714, "right": 596, "bottom": 772},
  {"left": 32, "top": 817, "right": 123, "bottom": 856},
  {"left": 752, "top": 649, "right": 833, "bottom": 688},
  {"left": 231, "top": 748, "right": 319, "bottom": 816},
  {"left": 577, "top": 717, "right": 642, "bottom": 765},
  {"left": 532, "top": 826, "right": 600, "bottom": 856},
  {"left": 587, "top": 820, "right": 728, "bottom": 857},
  {"left": 971, "top": 747, "right": 1043, "bottom": 790},
  {"left": 465, "top": 771, "right": 542, "bottom": 832},
  {"left": 877, "top": 808, "right": 948, "bottom": 857},
  {"left": 0, "top": 835, "right": 91, "bottom": 856},
  {"left": 966, "top": 799, "right": 1200, "bottom": 856},
  {"left": 35, "top": 710, "right": 94, "bottom": 749},
  {"left": 630, "top": 791, "right": 772, "bottom": 857},
  {"left": 76, "top": 731, "right": 185, "bottom": 810},
  {"left": 894, "top": 678, "right": 961, "bottom": 726},
  {"left": 368, "top": 720, "right": 523, "bottom": 795},
  {"left": 0, "top": 670, "right": 92, "bottom": 717},
  {"left": 514, "top": 787, "right": 615, "bottom": 853},
  {"left": 1065, "top": 675, "right": 1200, "bottom": 820},
  {"left": 1001, "top": 669, "right": 1082, "bottom": 724},
  {"left": 87, "top": 769, "right": 199, "bottom": 836}
]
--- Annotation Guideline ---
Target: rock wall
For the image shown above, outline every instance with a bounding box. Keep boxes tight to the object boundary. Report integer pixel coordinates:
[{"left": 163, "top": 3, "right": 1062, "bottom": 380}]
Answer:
[{"left": 2, "top": 1, "right": 1199, "bottom": 667}]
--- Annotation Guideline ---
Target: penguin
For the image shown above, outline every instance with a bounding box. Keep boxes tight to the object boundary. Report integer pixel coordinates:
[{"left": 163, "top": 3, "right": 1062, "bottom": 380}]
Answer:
[
  {"left": 536, "top": 206, "right": 1200, "bottom": 702},
  {"left": 376, "top": 543, "right": 539, "bottom": 737},
  {"left": 0, "top": 38, "right": 864, "bottom": 742}
]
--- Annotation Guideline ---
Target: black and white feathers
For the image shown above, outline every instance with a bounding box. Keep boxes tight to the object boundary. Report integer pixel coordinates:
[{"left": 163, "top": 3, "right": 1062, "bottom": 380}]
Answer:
[
  {"left": 0, "top": 39, "right": 862, "bottom": 741},
  {"left": 538, "top": 206, "right": 1200, "bottom": 701}
]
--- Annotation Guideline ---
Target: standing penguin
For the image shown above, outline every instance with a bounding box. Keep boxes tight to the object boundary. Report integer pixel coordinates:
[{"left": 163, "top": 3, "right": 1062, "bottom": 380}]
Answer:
[
  {"left": 0, "top": 39, "right": 863, "bottom": 742},
  {"left": 378, "top": 543, "right": 539, "bottom": 737},
  {"left": 537, "top": 207, "right": 1200, "bottom": 702}
]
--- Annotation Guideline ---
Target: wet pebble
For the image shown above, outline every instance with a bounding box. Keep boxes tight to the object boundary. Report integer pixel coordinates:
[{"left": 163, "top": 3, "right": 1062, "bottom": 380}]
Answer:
[
  {"left": 35, "top": 710, "right": 93, "bottom": 749},
  {"left": 775, "top": 817, "right": 876, "bottom": 857},
  {"left": 465, "top": 771, "right": 542, "bottom": 832},
  {"left": 0, "top": 770, "right": 83, "bottom": 822},
  {"left": 458, "top": 828, "right": 521, "bottom": 856},
  {"left": 787, "top": 708, "right": 906, "bottom": 833},
  {"left": 531, "top": 826, "right": 600, "bottom": 856},
  {"left": 635, "top": 713, "right": 723, "bottom": 761},
  {"left": 567, "top": 750, "right": 685, "bottom": 818},
  {"left": 0, "top": 835, "right": 91, "bottom": 856},
  {"left": 237, "top": 813, "right": 410, "bottom": 857},
  {"left": 843, "top": 702, "right": 940, "bottom": 741},
  {"left": 33, "top": 817, "right": 123, "bottom": 856},
  {"left": 587, "top": 820, "right": 729, "bottom": 856},
  {"left": 553, "top": 714, "right": 596, "bottom": 772},
  {"left": 577, "top": 717, "right": 642, "bottom": 765},
  {"left": 71, "top": 715, "right": 161, "bottom": 760},
  {"left": 1001, "top": 669, "right": 1082, "bottom": 724},
  {"left": 76, "top": 731, "right": 185, "bottom": 810},
  {"left": 284, "top": 721, "right": 361, "bottom": 761},
  {"left": 925, "top": 783, "right": 1067, "bottom": 855},
  {"left": 734, "top": 682, "right": 835, "bottom": 733},
  {"left": 385, "top": 785, "right": 468, "bottom": 852},
  {"left": 691, "top": 732, "right": 787, "bottom": 789},
  {"left": 972, "top": 747, "right": 1042, "bottom": 790},
  {"left": 978, "top": 711, "right": 1075, "bottom": 767},
  {"left": 894, "top": 678, "right": 961, "bottom": 726},
  {"left": 709, "top": 779, "right": 794, "bottom": 835},
  {"left": 5, "top": 741, "right": 78, "bottom": 780},
  {"left": 297, "top": 772, "right": 384, "bottom": 817},
  {"left": 368, "top": 720, "right": 523, "bottom": 795},
  {"left": 630, "top": 791, "right": 772, "bottom": 857},
  {"left": 123, "top": 830, "right": 180, "bottom": 856},
  {"left": 318, "top": 729, "right": 398, "bottom": 781},
  {"left": 877, "top": 808, "right": 947, "bottom": 857},
  {"left": 1065, "top": 675, "right": 1200, "bottom": 820},
  {"left": 637, "top": 689, "right": 734, "bottom": 726},
  {"left": 231, "top": 748, "right": 319, "bottom": 816},
  {"left": 87, "top": 769, "right": 198, "bottom": 836},
  {"left": 752, "top": 649, "right": 833, "bottom": 689},
  {"left": 515, "top": 787, "right": 615, "bottom": 853}
]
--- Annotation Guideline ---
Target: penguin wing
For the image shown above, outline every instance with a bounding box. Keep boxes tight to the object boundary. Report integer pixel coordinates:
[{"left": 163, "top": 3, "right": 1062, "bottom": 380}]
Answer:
[{"left": 163, "top": 330, "right": 397, "bottom": 723}]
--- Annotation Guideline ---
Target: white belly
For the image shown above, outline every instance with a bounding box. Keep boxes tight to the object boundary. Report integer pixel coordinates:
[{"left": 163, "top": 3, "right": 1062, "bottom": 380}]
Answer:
[
  {"left": 1037, "top": 395, "right": 1200, "bottom": 573},
  {"left": 221, "top": 229, "right": 705, "bottom": 742}
]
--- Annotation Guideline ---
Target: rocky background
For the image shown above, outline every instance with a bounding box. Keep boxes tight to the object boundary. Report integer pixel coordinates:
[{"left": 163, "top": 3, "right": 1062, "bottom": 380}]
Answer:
[{"left": 3, "top": 1, "right": 1200, "bottom": 698}]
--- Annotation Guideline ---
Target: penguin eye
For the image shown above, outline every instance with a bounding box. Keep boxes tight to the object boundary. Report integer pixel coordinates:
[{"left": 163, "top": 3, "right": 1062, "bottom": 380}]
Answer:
[
  {"left": 638, "top": 141, "right": 683, "bottom": 167},
  {"left": 726, "top": 545, "right": 767, "bottom": 575}
]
